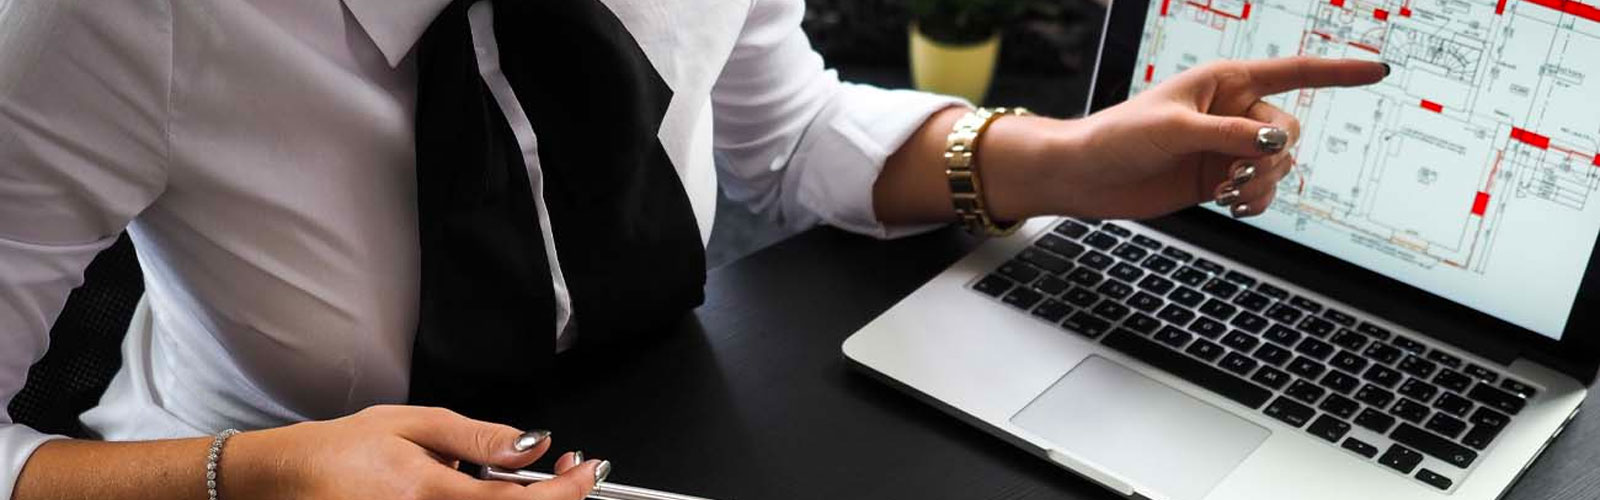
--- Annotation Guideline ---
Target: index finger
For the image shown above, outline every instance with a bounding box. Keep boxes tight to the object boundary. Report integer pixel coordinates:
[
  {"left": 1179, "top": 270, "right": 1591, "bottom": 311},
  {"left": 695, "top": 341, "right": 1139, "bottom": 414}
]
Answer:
[{"left": 1244, "top": 57, "right": 1387, "bottom": 97}]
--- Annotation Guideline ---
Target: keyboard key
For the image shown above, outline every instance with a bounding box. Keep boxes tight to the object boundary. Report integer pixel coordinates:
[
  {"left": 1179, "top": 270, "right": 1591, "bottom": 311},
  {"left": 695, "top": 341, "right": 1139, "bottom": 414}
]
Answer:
[
  {"left": 1102, "top": 329, "right": 1272, "bottom": 409},
  {"left": 1168, "top": 287, "right": 1206, "bottom": 307},
  {"left": 1319, "top": 393, "right": 1360, "bottom": 419},
  {"left": 997, "top": 261, "right": 1041, "bottom": 284},
  {"left": 1077, "top": 251, "right": 1114, "bottom": 271},
  {"left": 1468, "top": 383, "right": 1526, "bottom": 415},
  {"left": 1342, "top": 438, "right": 1379, "bottom": 458},
  {"left": 1137, "top": 275, "right": 1176, "bottom": 295},
  {"left": 1219, "top": 352, "right": 1258, "bottom": 376},
  {"left": 1289, "top": 296, "right": 1324, "bottom": 314},
  {"left": 1188, "top": 317, "right": 1227, "bottom": 339},
  {"left": 1392, "top": 423, "right": 1477, "bottom": 468},
  {"left": 1425, "top": 413, "right": 1468, "bottom": 438},
  {"left": 1229, "top": 312, "right": 1269, "bottom": 333},
  {"left": 1415, "top": 469, "right": 1453, "bottom": 490},
  {"left": 1193, "top": 258, "right": 1225, "bottom": 274},
  {"left": 1063, "top": 286, "right": 1099, "bottom": 307},
  {"left": 1062, "top": 311, "right": 1113, "bottom": 338},
  {"left": 1053, "top": 220, "right": 1091, "bottom": 239},
  {"left": 1391, "top": 335, "right": 1426, "bottom": 354},
  {"left": 1357, "top": 321, "right": 1392, "bottom": 340},
  {"left": 1198, "top": 299, "right": 1238, "bottom": 320},
  {"left": 1083, "top": 231, "right": 1119, "bottom": 251},
  {"left": 1126, "top": 292, "right": 1164, "bottom": 313},
  {"left": 1355, "top": 384, "right": 1396, "bottom": 409},
  {"left": 1500, "top": 378, "right": 1538, "bottom": 399},
  {"left": 1018, "top": 248, "right": 1072, "bottom": 274},
  {"left": 1294, "top": 338, "right": 1335, "bottom": 360},
  {"left": 1096, "top": 280, "right": 1134, "bottom": 301},
  {"left": 1221, "top": 270, "right": 1257, "bottom": 287},
  {"left": 1329, "top": 329, "right": 1368, "bottom": 350},
  {"left": 1036, "top": 234, "right": 1087, "bottom": 259},
  {"left": 1329, "top": 351, "right": 1368, "bottom": 374},
  {"left": 1231, "top": 290, "right": 1271, "bottom": 312},
  {"left": 1320, "top": 371, "right": 1360, "bottom": 394},
  {"left": 1298, "top": 317, "right": 1337, "bottom": 338},
  {"left": 1252, "top": 344, "right": 1293, "bottom": 366},
  {"left": 1251, "top": 366, "right": 1291, "bottom": 390},
  {"left": 1391, "top": 399, "right": 1431, "bottom": 423},
  {"left": 1034, "top": 275, "right": 1070, "bottom": 296},
  {"left": 1002, "top": 288, "right": 1043, "bottom": 309},
  {"left": 1066, "top": 268, "right": 1105, "bottom": 287},
  {"left": 1031, "top": 300, "right": 1072, "bottom": 322},
  {"left": 1263, "top": 324, "right": 1301, "bottom": 346},
  {"left": 1321, "top": 308, "right": 1357, "bottom": 326},
  {"left": 1201, "top": 279, "right": 1241, "bottom": 299},
  {"left": 1398, "top": 378, "right": 1439, "bottom": 403},
  {"left": 1172, "top": 267, "right": 1209, "bottom": 286},
  {"left": 1287, "top": 356, "right": 1326, "bottom": 379},
  {"left": 1132, "top": 234, "right": 1164, "bottom": 250},
  {"left": 1285, "top": 379, "right": 1325, "bottom": 404},
  {"left": 1307, "top": 414, "right": 1351, "bottom": 443},
  {"left": 1462, "top": 424, "right": 1502, "bottom": 450},
  {"left": 1363, "top": 342, "right": 1404, "bottom": 364},
  {"left": 1160, "top": 246, "right": 1194, "bottom": 262},
  {"left": 1221, "top": 330, "right": 1259, "bottom": 352},
  {"left": 973, "top": 274, "right": 1013, "bottom": 297},
  {"left": 1362, "top": 364, "right": 1403, "bottom": 388},
  {"left": 1108, "top": 262, "right": 1144, "bottom": 282},
  {"left": 1141, "top": 254, "right": 1179, "bottom": 274},
  {"left": 1264, "top": 396, "right": 1315, "bottom": 427},
  {"left": 1356, "top": 408, "right": 1397, "bottom": 433},
  {"left": 1092, "top": 300, "right": 1132, "bottom": 322},
  {"left": 1125, "top": 313, "right": 1162, "bottom": 335},
  {"left": 1469, "top": 406, "right": 1510, "bottom": 430},
  {"left": 1156, "top": 304, "right": 1197, "bottom": 326},
  {"left": 1378, "top": 444, "right": 1424, "bottom": 474},
  {"left": 1265, "top": 303, "right": 1303, "bottom": 324},
  {"left": 1154, "top": 326, "right": 1193, "bottom": 348},
  {"left": 1426, "top": 350, "right": 1463, "bottom": 370},
  {"left": 1255, "top": 282, "right": 1290, "bottom": 300},
  {"left": 1100, "top": 223, "right": 1132, "bottom": 238},
  {"left": 1464, "top": 364, "right": 1499, "bottom": 383},
  {"left": 1185, "top": 339, "right": 1226, "bottom": 362},
  {"left": 1434, "top": 370, "right": 1473, "bottom": 393},
  {"left": 1398, "top": 355, "right": 1438, "bottom": 379},
  {"left": 1112, "top": 244, "right": 1149, "bottom": 263}
]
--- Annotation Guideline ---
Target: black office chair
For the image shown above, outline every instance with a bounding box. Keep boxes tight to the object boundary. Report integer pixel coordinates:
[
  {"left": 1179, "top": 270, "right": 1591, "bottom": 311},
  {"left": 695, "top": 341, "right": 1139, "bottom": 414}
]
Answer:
[{"left": 6, "top": 234, "right": 142, "bottom": 438}]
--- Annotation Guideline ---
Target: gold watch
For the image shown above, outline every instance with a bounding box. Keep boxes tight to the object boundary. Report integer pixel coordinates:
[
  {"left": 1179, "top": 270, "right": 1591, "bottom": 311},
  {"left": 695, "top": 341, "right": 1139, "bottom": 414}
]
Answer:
[{"left": 945, "top": 107, "right": 1030, "bottom": 237}]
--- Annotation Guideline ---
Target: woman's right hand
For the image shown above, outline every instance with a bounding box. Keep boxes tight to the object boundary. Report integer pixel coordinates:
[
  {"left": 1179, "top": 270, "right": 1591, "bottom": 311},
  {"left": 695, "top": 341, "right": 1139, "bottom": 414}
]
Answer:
[{"left": 224, "top": 405, "right": 604, "bottom": 500}]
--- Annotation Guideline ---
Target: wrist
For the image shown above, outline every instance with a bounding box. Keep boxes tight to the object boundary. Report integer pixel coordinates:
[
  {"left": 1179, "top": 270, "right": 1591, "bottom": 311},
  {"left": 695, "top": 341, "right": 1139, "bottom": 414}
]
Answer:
[
  {"left": 217, "top": 428, "right": 297, "bottom": 500},
  {"left": 977, "top": 115, "right": 1089, "bottom": 221}
]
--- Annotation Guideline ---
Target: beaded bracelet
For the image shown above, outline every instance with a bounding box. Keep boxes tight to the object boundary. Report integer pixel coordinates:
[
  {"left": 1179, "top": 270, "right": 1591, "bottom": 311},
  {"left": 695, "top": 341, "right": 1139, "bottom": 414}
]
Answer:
[{"left": 206, "top": 429, "right": 241, "bottom": 500}]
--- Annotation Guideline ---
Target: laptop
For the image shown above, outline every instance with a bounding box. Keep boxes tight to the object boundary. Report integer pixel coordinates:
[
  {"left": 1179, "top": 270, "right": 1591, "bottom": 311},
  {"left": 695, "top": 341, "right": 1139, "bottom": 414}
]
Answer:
[{"left": 842, "top": 0, "right": 1600, "bottom": 498}]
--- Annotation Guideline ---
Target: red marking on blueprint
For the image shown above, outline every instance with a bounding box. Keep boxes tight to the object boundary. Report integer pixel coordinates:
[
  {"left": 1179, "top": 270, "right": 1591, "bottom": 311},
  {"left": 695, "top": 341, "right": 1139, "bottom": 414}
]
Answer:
[
  {"left": 1349, "top": 41, "right": 1382, "bottom": 53},
  {"left": 1145, "top": 65, "right": 1155, "bottom": 82},
  {"left": 1471, "top": 192, "right": 1490, "bottom": 216},
  {"left": 1527, "top": 0, "right": 1564, "bottom": 11},
  {"left": 1567, "top": 0, "right": 1600, "bottom": 22},
  {"left": 1401, "top": 6, "right": 1414, "bottom": 15},
  {"left": 1184, "top": 0, "right": 1253, "bottom": 20},
  {"left": 1162, "top": 0, "right": 1172, "bottom": 16},
  {"left": 1331, "top": 0, "right": 1345, "bottom": 7},
  {"left": 1375, "top": 8, "right": 1391, "bottom": 19},
  {"left": 1510, "top": 127, "right": 1551, "bottom": 149},
  {"left": 1242, "top": 2, "right": 1254, "bottom": 19},
  {"left": 1420, "top": 99, "right": 1444, "bottom": 112},
  {"left": 1496, "top": 0, "right": 1509, "bottom": 14},
  {"left": 1594, "top": 153, "right": 1600, "bottom": 167},
  {"left": 1313, "top": 30, "right": 1334, "bottom": 39}
]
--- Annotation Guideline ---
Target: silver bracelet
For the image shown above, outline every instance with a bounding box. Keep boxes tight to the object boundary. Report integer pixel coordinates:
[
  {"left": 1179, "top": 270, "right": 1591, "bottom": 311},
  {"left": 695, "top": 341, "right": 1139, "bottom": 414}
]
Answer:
[{"left": 206, "top": 429, "right": 241, "bottom": 500}]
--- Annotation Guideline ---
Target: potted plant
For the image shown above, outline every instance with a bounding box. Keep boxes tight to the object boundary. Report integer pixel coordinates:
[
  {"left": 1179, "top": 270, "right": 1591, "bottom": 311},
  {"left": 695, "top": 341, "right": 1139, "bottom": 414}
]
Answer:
[{"left": 907, "top": 0, "right": 1028, "bottom": 103}]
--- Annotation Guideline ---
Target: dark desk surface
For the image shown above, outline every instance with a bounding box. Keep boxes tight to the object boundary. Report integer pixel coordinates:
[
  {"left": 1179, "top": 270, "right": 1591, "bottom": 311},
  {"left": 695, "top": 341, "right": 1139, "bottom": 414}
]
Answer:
[{"left": 547, "top": 226, "right": 1600, "bottom": 499}]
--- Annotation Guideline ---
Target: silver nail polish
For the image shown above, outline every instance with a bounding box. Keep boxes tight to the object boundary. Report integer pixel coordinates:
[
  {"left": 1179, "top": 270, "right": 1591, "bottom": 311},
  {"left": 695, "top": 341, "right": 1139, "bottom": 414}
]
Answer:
[
  {"left": 513, "top": 430, "right": 551, "bottom": 453},
  {"left": 1256, "top": 127, "right": 1288, "bottom": 153},
  {"left": 1214, "top": 187, "right": 1241, "bottom": 207},
  {"left": 571, "top": 451, "right": 584, "bottom": 465},
  {"left": 1231, "top": 203, "right": 1251, "bottom": 218},
  {"left": 1230, "top": 164, "right": 1257, "bottom": 185},
  {"left": 594, "top": 460, "right": 613, "bottom": 487}
]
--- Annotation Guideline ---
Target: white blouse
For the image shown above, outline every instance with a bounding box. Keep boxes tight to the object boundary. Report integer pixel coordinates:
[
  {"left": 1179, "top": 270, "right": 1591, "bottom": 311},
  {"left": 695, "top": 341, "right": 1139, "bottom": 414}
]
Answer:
[{"left": 0, "top": 0, "right": 961, "bottom": 495}]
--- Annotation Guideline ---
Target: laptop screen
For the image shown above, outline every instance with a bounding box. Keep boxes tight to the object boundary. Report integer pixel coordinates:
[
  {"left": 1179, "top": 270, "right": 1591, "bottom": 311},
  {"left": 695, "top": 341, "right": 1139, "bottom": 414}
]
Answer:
[{"left": 1127, "top": 0, "right": 1600, "bottom": 340}]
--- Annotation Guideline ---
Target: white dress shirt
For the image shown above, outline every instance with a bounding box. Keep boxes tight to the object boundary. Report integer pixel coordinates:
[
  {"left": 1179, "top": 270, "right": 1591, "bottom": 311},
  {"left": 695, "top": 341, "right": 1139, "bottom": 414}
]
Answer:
[{"left": 0, "top": 0, "right": 961, "bottom": 495}]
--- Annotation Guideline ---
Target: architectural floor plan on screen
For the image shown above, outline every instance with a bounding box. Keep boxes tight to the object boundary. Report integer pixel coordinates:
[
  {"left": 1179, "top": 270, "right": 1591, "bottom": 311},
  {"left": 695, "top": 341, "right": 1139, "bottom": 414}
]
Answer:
[{"left": 1132, "top": 0, "right": 1600, "bottom": 336}]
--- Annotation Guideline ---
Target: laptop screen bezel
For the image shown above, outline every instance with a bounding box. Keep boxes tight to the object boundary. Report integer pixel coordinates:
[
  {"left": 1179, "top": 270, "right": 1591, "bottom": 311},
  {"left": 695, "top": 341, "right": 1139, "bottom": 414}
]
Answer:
[{"left": 1083, "top": 0, "right": 1600, "bottom": 383}]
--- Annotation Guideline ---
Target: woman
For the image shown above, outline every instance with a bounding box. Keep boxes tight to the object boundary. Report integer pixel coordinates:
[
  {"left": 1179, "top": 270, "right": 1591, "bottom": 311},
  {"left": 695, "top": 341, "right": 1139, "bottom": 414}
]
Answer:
[{"left": 0, "top": 0, "right": 1386, "bottom": 498}]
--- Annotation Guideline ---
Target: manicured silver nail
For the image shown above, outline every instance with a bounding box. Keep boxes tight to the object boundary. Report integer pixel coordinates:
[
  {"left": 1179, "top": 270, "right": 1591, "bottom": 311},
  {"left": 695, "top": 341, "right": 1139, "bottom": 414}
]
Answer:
[
  {"left": 571, "top": 451, "right": 584, "bottom": 465},
  {"left": 1230, "top": 164, "right": 1257, "bottom": 185},
  {"left": 1256, "top": 127, "right": 1288, "bottom": 153},
  {"left": 594, "top": 460, "right": 613, "bottom": 487},
  {"left": 1230, "top": 203, "right": 1251, "bottom": 218},
  {"left": 513, "top": 430, "right": 550, "bottom": 453},
  {"left": 1214, "top": 185, "right": 1242, "bottom": 207}
]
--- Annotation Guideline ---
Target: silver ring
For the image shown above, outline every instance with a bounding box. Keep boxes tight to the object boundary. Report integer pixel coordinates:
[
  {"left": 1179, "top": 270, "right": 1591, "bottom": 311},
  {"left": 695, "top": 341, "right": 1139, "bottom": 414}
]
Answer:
[{"left": 1256, "top": 127, "right": 1289, "bottom": 153}]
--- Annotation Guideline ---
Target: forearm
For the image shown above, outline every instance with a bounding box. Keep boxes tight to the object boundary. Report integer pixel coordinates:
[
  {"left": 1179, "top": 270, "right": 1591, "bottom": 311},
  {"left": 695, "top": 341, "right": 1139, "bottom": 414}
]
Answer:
[{"left": 14, "top": 431, "right": 285, "bottom": 500}]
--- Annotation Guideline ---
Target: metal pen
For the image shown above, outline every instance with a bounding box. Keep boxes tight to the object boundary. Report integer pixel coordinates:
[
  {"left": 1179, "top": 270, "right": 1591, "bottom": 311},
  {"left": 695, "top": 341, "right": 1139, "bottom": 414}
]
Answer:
[{"left": 479, "top": 466, "right": 716, "bottom": 500}]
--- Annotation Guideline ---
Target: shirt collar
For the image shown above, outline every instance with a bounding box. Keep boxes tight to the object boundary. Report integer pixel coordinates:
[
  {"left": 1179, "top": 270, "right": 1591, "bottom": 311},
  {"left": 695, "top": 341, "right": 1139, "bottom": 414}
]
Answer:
[{"left": 342, "top": 0, "right": 455, "bottom": 67}]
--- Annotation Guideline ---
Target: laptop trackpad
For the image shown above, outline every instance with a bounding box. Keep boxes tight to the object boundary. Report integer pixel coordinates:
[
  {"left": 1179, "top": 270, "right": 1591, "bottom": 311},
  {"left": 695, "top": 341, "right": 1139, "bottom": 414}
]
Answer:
[{"left": 1012, "top": 356, "right": 1268, "bottom": 500}]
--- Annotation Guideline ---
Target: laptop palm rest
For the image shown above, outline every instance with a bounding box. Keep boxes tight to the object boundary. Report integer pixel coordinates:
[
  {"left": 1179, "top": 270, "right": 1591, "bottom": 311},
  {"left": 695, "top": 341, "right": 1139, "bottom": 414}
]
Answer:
[{"left": 1012, "top": 356, "right": 1268, "bottom": 500}]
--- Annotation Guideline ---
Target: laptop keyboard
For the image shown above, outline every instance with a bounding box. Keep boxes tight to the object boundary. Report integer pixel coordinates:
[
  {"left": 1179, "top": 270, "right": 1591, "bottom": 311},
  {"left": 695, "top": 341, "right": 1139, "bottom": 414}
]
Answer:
[{"left": 972, "top": 219, "right": 1543, "bottom": 492}]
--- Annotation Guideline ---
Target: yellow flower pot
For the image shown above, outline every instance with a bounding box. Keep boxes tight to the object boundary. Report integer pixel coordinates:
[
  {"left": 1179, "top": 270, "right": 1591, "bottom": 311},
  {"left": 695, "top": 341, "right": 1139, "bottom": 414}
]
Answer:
[{"left": 909, "top": 25, "right": 1001, "bottom": 104}]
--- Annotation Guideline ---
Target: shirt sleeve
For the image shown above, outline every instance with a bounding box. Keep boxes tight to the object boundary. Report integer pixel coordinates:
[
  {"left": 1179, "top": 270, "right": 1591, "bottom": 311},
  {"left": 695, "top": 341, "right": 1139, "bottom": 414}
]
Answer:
[
  {"left": 0, "top": 2, "right": 172, "bottom": 496},
  {"left": 711, "top": 0, "right": 969, "bottom": 239}
]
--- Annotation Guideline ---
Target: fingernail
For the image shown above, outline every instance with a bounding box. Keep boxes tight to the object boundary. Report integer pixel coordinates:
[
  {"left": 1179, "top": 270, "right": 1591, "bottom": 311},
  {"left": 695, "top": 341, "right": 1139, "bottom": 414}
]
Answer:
[
  {"left": 1231, "top": 164, "right": 1257, "bottom": 185},
  {"left": 1382, "top": 62, "right": 1392, "bottom": 76},
  {"left": 1255, "top": 127, "right": 1288, "bottom": 153},
  {"left": 513, "top": 430, "right": 550, "bottom": 453},
  {"left": 1214, "top": 185, "right": 1241, "bottom": 207},
  {"left": 571, "top": 451, "right": 584, "bottom": 465},
  {"left": 594, "top": 460, "right": 613, "bottom": 487},
  {"left": 1230, "top": 203, "right": 1251, "bottom": 218}
]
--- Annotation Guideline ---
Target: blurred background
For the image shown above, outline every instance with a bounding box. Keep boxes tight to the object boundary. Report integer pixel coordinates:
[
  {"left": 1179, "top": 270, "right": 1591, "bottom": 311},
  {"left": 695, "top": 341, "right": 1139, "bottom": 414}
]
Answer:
[{"left": 706, "top": 0, "right": 1109, "bottom": 268}]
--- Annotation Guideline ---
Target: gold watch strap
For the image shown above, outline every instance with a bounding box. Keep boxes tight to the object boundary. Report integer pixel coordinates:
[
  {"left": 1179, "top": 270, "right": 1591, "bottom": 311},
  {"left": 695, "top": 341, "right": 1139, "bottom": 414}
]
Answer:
[{"left": 946, "top": 107, "right": 1030, "bottom": 236}]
